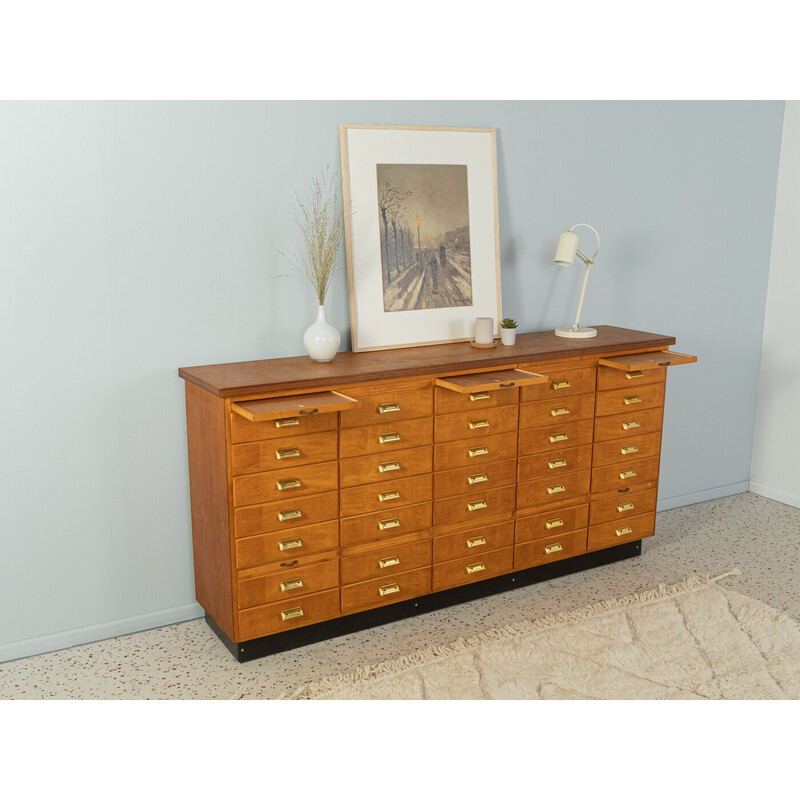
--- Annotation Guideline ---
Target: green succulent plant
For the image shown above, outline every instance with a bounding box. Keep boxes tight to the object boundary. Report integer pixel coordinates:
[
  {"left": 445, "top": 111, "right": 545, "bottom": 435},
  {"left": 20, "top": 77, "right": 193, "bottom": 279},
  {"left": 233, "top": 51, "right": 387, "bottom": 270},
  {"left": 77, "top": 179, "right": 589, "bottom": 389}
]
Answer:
[{"left": 501, "top": 317, "right": 518, "bottom": 329}]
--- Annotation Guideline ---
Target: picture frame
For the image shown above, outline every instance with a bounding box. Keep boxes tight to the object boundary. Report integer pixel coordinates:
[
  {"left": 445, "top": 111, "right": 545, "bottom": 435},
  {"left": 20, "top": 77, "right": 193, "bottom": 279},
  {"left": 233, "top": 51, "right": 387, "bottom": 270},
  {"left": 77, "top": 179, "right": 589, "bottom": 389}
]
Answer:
[{"left": 339, "top": 124, "right": 502, "bottom": 352}]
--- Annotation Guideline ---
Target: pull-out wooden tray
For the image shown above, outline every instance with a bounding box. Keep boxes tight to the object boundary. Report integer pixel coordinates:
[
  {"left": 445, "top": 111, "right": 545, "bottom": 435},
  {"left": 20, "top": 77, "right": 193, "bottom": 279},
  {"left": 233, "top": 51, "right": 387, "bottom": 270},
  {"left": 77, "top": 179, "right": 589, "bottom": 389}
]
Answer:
[
  {"left": 231, "top": 391, "right": 360, "bottom": 422},
  {"left": 436, "top": 368, "right": 547, "bottom": 394},
  {"left": 598, "top": 351, "right": 697, "bottom": 371}
]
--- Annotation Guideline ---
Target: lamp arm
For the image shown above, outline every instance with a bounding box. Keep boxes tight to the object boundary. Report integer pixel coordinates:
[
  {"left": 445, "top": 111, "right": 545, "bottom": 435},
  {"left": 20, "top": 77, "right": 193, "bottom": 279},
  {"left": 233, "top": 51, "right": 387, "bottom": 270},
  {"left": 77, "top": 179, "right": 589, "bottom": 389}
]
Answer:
[
  {"left": 572, "top": 261, "right": 593, "bottom": 330},
  {"left": 570, "top": 223, "right": 600, "bottom": 262}
]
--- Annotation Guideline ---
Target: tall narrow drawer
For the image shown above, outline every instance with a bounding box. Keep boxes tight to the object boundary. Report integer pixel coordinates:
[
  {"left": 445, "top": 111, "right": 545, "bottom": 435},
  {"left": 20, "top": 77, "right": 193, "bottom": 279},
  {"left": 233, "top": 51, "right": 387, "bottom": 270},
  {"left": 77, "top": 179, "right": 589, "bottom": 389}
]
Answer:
[
  {"left": 514, "top": 528, "right": 587, "bottom": 569},
  {"left": 434, "top": 458, "right": 516, "bottom": 500},
  {"left": 230, "top": 410, "right": 336, "bottom": 444},
  {"left": 588, "top": 511, "right": 656, "bottom": 551},
  {"left": 432, "top": 484, "right": 516, "bottom": 528},
  {"left": 432, "top": 546, "right": 513, "bottom": 592},
  {"left": 238, "top": 588, "right": 340, "bottom": 641},
  {"left": 237, "top": 558, "right": 339, "bottom": 609},
  {"left": 341, "top": 538, "right": 431, "bottom": 585},
  {"left": 232, "top": 460, "right": 338, "bottom": 507},
  {"left": 515, "top": 503, "right": 589, "bottom": 543},
  {"left": 234, "top": 520, "right": 340, "bottom": 570},
  {"left": 340, "top": 566, "right": 431, "bottom": 615},
  {"left": 595, "top": 382, "right": 665, "bottom": 417},
  {"left": 432, "top": 520, "right": 514, "bottom": 563},
  {"left": 340, "top": 473, "right": 432, "bottom": 517},
  {"left": 518, "top": 418, "right": 594, "bottom": 455},
  {"left": 339, "top": 417, "right": 433, "bottom": 458},
  {"left": 434, "top": 385, "right": 518, "bottom": 415},
  {"left": 589, "top": 487, "right": 657, "bottom": 526},
  {"left": 340, "top": 445, "right": 432, "bottom": 489},
  {"left": 519, "top": 366, "right": 596, "bottom": 402},
  {"left": 234, "top": 491, "right": 338, "bottom": 538},
  {"left": 339, "top": 386, "right": 433, "bottom": 429},
  {"left": 593, "top": 407, "right": 664, "bottom": 442},
  {"left": 597, "top": 365, "right": 666, "bottom": 392},
  {"left": 231, "top": 430, "right": 338, "bottom": 476},
  {"left": 516, "top": 470, "right": 591, "bottom": 511},
  {"left": 434, "top": 405, "right": 519, "bottom": 443},
  {"left": 592, "top": 432, "right": 662, "bottom": 467},
  {"left": 517, "top": 444, "right": 592, "bottom": 482},
  {"left": 434, "top": 431, "right": 518, "bottom": 470},
  {"left": 340, "top": 501, "right": 431, "bottom": 548},
  {"left": 519, "top": 393, "right": 594, "bottom": 430},
  {"left": 591, "top": 455, "right": 660, "bottom": 495}
]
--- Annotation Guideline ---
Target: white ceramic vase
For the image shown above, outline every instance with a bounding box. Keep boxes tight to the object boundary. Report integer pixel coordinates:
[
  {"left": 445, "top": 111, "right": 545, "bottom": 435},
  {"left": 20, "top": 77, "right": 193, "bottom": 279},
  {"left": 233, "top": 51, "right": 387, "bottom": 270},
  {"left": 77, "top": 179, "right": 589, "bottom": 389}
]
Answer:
[
  {"left": 500, "top": 328, "right": 517, "bottom": 345},
  {"left": 303, "top": 304, "right": 340, "bottom": 362}
]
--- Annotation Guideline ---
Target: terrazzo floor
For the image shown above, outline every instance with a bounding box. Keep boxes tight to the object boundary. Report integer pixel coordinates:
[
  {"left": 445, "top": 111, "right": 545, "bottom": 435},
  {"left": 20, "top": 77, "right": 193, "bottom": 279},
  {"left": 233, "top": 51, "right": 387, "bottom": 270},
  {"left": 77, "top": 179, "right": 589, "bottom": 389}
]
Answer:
[{"left": 2, "top": 491, "right": 799, "bottom": 700}]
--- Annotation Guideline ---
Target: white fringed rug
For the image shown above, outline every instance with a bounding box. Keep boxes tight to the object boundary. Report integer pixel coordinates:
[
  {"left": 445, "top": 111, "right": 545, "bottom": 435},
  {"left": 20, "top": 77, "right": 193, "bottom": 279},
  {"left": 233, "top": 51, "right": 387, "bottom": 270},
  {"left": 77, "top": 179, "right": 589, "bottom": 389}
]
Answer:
[{"left": 284, "top": 571, "right": 800, "bottom": 700}]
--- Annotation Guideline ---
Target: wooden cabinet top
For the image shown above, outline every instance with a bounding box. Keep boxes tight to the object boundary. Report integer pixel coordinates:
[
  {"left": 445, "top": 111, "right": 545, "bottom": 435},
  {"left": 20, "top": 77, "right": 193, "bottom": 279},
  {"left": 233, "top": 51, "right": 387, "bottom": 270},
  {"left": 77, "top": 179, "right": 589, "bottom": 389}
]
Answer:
[{"left": 178, "top": 325, "right": 676, "bottom": 398}]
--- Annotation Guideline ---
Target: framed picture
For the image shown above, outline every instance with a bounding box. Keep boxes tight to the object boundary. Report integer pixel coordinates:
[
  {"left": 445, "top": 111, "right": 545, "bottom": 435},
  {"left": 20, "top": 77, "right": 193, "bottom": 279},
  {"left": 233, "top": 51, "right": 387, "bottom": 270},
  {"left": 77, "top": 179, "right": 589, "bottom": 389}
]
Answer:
[{"left": 339, "top": 124, "right": 502, "bottom": 352}]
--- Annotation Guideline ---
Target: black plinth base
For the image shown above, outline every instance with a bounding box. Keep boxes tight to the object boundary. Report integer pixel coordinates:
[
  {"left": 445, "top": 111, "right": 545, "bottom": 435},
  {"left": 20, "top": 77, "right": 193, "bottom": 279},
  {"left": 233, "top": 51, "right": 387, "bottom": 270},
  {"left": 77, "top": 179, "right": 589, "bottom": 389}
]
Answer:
[{"left": 206, "top": 540, "right": 642, "bottom": 663}]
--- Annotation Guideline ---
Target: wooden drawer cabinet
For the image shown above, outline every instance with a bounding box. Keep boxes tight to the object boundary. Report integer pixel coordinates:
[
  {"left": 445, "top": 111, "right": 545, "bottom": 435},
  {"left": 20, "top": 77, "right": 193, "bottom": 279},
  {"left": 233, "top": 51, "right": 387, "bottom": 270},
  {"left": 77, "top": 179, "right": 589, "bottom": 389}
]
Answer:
[{"left": 180, "top": 327, "right": 694, "bottom": 659}]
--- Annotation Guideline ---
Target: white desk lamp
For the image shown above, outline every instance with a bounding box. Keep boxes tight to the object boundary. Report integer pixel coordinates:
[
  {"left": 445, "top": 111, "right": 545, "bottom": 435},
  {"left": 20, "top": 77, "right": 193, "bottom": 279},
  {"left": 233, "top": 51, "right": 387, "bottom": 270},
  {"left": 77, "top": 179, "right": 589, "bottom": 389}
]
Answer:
[{"left": 553, "top": 223, "right": 600, "bottom": 339}]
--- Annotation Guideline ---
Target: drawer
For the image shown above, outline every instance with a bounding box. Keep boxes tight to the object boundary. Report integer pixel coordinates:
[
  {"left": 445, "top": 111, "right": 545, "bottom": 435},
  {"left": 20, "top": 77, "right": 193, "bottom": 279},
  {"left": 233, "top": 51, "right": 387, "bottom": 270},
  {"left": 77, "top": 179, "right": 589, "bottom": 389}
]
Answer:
[
  {"left": 434, "top": 431, "right": 518, "bottom": 471},
  {"left": 340, "top": 473, "right": 433, "bottom": 517},
  {"left": 435, "top": 385, "right": 518, "bottom": 415},
  {"left": 234, "top": 520, "right": 340, "bottom": 571},
  {"left": 516, "top": 470, "right": 591, "bottom": 511},
  {"left": 231, "top": 430, "right": 338, "bottom": 476},
  {"left": 432, "top": 520, "right": 514, "bottom": 563},
  {"left": 340, "top": 566, "right": 431, "bottom": 615},
  {"left": 340, "top": 445, "right": 432, "bottom": 489},
  {"left": 597, "top": 350, "right": 697, "bottom": 375},
  {"left": 434, "top": 404, "right": 519, "bottom": 444},
  {"left": 432, "top": 484, "right": 516, "bottom": 528},
  {"left": 341, "top": 537, "right": 431, "bottom": 585},
  {"left": 597, "top": 365, "right": 666, "bottom": 392},
  {"left": 232, "top": 460, "right": 338, "bottom": 507},
  {"left": 518, "top": 418, "right": 594, "bottom": 455},
  {"left": 517, "top": 444, "right": 592, "bottom": 482},
  {"left": 593, "top": 407, "right": 664, "bottom": 442},
  {"left": 340, "top": 501, "right": 431, "bottom": 548},
  {"left": 589, "top": 487, "right": 658, "bottom": 526},
  {"left": 519, "top": 393, "right": 594, "bottom": 430},
  {"left": 591, "top": 455, "right": 660, "bottom": 496},
  {"left": 592, "top": 432, "right": 662, "bottom": 467},
  {"left": 339, "top": 416, "right": 434, "bottom": 458},
  {"left": 515, "top": 503, "right": 589, "bottom": 543},
  {"left": 237, "top": 558, "right": 339, "bottom": 609},
  {"left": 339, "top": 385, "right": 433, "bottom": 429},
  {"left": 595, "top": 382, "right": 665, "bottom": 417},
  {"left": 431, "top": 546, "right": 513, "bottom": 592},
  {"left": 588, "top": 511, "right": 656, "bottom": 551},
  {"left": 434, "top": 458, "right": 516, "bottom": 500},
  {"left": 230, "top": 409, "right": 336, "bottom": 444},
  {"left": 514, "top": 528, "right": 587, "bottom": 570},
  {"left": 238, "top": 587, "right": 340, "bottom": 641},
  {"left": 519, "top": 365, "right": 596, "bottom": 402},
  {"left": 234, "top": 490, "right": 338, "bottom": 538}
]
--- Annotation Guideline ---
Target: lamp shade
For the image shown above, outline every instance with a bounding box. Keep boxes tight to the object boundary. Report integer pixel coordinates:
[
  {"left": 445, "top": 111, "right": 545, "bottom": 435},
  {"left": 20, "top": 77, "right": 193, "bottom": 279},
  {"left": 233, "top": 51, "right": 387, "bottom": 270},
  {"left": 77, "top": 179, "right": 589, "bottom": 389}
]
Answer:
[{"left": 554, "top": 230, "right": 579, "bottom": 266}]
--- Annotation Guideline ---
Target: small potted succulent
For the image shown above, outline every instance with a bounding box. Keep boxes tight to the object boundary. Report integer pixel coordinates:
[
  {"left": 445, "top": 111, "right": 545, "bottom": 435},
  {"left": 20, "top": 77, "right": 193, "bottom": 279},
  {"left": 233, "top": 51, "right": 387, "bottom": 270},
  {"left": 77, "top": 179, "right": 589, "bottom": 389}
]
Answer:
[{"left": 500, "top": 317, "right": 518, "bottom": 345}]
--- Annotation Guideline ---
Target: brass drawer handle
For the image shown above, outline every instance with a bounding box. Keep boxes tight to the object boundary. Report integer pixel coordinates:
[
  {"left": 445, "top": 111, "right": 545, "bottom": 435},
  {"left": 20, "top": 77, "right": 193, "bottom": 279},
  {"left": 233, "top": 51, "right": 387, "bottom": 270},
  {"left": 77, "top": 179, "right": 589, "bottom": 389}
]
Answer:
[
  {"left": 547, "top": 483, "right": 566, "bottom": 495},
  {"left": 619, "top": 469, "right": 637, "bottom": 480},
  {"left": 378, "top": 517, "right": 400, "bottom": 531},
  {"left": 280, "top": 607, "right": 304, "bottom": 621},
  {"left": 618, "top": 501, "right": 635, "bottom": 512},
  {"left": 280, "top": 578, "right": 304, "bottom": 592},
  {"left": 278, "top": 508, "right": 302, "bottom": 522},
  {"left": 468, "top": 472, "right": 488, "bottom": 485},
  {"left": 545, "top": 517, "right": 564, "bottom": 529},
  {"left": 545, "top": 543, "right": 563, "bottom": 555},
  {"left": 624, "top": 395, "right": 642, "bottom": 405},
  {"left": 378, "top": 489, "right": 401, "bottom": 502},
  {"left": 275, "top": 417, "right": 300, "bottom": 428},
  {"left": 469, "top": 391, "right": 491, "bottom": 402},
  {"left": 277, "top": 477, "right": 301, "bottom": 491},
  {"left": 626, "top": 370, "right": 644, "bottom": 379},
  {"left": 622, "top": 419, "right": 640, "bottom": 430},
  {"left": 379, "top": 460, "right": 400, "bottom": 473},
  {"left": 467, "top": 536, "right": 486, "bottom": 548},
  {"left": 469, "top": 445, "right": 489, "bottom": 457},
  {"left": 551, "top": 406, "right": 570, "bottom": 416},
  {"left": 466, "top": 562, "right": 486, "bottom": 575},
  {"left": 379, "top": 583, "right": 400, "bottom": 597},
  {"left": 379, "top": 432, "right": 401, "bottom": 444},
  {"left": 469, "top": 418, "right": 490, "bottom": 429},
  {"left": 467, "top": 499, "right": 488, "bottom": 511},
  {"left": 621, "top": 444, "right": 639, "bottom": 455},
  {"left": 548, "top": 458, "right": 567, "bottom": 469},
  {"left": 278, "top": 537, "right": 302, "bottom": 551},
  {"left": 275, "top": 446, "right": 301, "bottom": 460},
  {"left": 616, "top": 525, "right": 633, "bottom": 537},
  {"left": 552, "top": 379, "right": 571, "bottom": 390},
  {"left": 549, "top": 432, "right": 568, "bottom": 443},
  {"left": 379, "top": 556, "right": 400, "bottom": 569},
  {"left": 379, "top": 402, "right": 401, "bottom": 414}
]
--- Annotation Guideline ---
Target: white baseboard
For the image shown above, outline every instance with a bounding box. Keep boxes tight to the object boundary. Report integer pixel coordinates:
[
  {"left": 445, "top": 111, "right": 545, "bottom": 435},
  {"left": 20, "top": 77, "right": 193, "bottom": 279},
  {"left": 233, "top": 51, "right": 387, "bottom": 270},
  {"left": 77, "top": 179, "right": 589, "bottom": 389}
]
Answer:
[
  {"left": 656, "top": 481, "right": 751, "bottom": 512},
  {"left": 0, "top": 602, "right": 204, "bottom": 664},
  {"left": 748, "top": 481, "right": 800, "bottom": 510}
]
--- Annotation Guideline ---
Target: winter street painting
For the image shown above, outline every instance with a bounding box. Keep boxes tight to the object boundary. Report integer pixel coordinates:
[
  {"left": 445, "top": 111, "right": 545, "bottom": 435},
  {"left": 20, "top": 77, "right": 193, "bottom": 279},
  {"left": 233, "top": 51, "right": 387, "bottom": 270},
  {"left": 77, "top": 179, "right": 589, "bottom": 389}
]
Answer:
[{"left": 376, "top": 164, "right": 473, "bottom": 312}]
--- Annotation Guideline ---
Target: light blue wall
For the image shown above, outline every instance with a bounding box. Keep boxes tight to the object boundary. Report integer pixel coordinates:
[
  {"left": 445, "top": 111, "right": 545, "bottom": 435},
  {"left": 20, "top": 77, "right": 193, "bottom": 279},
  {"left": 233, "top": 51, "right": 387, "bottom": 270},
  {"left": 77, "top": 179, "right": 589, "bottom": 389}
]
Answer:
[{"left": 0, "top": 101, "right": 783, "bottom": 661}]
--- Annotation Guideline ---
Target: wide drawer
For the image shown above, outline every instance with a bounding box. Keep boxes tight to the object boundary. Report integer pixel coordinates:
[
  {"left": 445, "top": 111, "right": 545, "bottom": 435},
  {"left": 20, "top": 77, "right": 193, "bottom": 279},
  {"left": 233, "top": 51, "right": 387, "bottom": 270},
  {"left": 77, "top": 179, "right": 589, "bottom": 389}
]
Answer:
[
  {"left": 340, "top": 445, "right": 432, "bottom": 489},
  {"left": 433, "top": 484, "right": 516, "bottom": 528},
  {"left": 596, "top": 365, "right": 666, "bottom": 392},
  {"left": 434, "top": 405, "right": 519, "bottom": 444},
  {"left": 237, "top": 558, "right": 340, "bottom": 609},
  {"left": 593, "top": 407, "right": 664, "bottom": 442},
  {"left": 339, "top": 416, "right": 434, "bottom": 458},
  {"left": 595, "top": 382, "right": 665, "bottom": 417},
  {"left": 519, "top": 365, "right": 596, "bottom": 402},
  {"left": 597, "top": 350, "right": 697, "bottom": 373},
  {"left": 591, "top": 455, "right": 660, "bottom": 495},
  {"left": 238, "top": 587, "right": 340, "bottom": 641},
  {"left": 517, "top": 444, "right": 592, "bottom": 482},
  {"left": 234, "top": 520, "right": 340, "bottom": 570},
  {"left": 234, "top": 490, "right": 338, "bottom": 538},
  {"left": 340, "top": 473, "right": 433, "bottom": 517},
  {"left": 231, "top": 430, "right": 338, "bottom": 476},
  {"left": 435, "top": 384, "right": 518, "bottom": 415},
  {"left": 516, "top": 470, "right": 591, "bottom": 511},
  {"left": 434, "top": 458, "right": 516, "bottom": 500},
  {"left": 592, "top": 431, "right": 662, "bottom": 467},
  {"left": 340, "top": 566, "right": 431, "bottom": 615},
  {"left": 232, "top": 460, "right": 338, "bottom": 507},
  {"left": 339, "top": 385, "right": 433, "bottom": 429},
  {"left": 340, "top": 501, "right": 432, "bottom": 548},
  {"left": 432, "top": 520, "right": 514, "bottom": 563},
  {"left": 589, "top": 487, "right": 658, "bottom": 526},
  {"left": 341, "top": 537, "right": 432, "bottom": 585},
  {"left": 515, "top": 503, "right": 589, "bottom": 543},
  {"left": 434, "top": 430, "right": 518, "bottom": 471},
  {"left": 231, "top": 409, "right": 336, "bottom": 444},
  {"left": 588, "top": 511, "right": 656, "bottom": 551},
  {"left": 519, "top": 392, "right": 594, "bottom": 430},
  {"left": 436, "top": 368, "right": 546, "bottom": 394},
  {"left": 431, "top": 546, "right": 513, "bottom": 592},
  {"left": 514, "top": 528, "right": 588, "bottom": 569},
  {"left": 518, "top": 418, "right": 594, "bottom": 456},
  {"left": 231, "top": 391, "right": 359, "bottom": 422}
]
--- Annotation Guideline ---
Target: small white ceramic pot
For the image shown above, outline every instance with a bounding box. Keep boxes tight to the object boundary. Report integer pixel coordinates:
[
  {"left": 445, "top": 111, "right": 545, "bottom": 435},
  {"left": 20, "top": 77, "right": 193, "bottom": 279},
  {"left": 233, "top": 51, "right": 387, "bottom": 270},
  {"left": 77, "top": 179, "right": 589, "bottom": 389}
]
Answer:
[
  {"left": 500, "top": 328, "right": 517, "bottom": 346},
  {"left": 303, "top": 305, "right": 340, "bottom": 362}
]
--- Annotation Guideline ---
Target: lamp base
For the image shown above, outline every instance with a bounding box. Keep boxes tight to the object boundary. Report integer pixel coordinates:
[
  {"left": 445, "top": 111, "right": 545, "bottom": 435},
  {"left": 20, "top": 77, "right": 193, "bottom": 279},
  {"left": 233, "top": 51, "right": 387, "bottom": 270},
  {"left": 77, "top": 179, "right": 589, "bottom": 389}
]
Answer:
[{"left": 555, "top": 326, "right": 597, "bottom": 339}]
